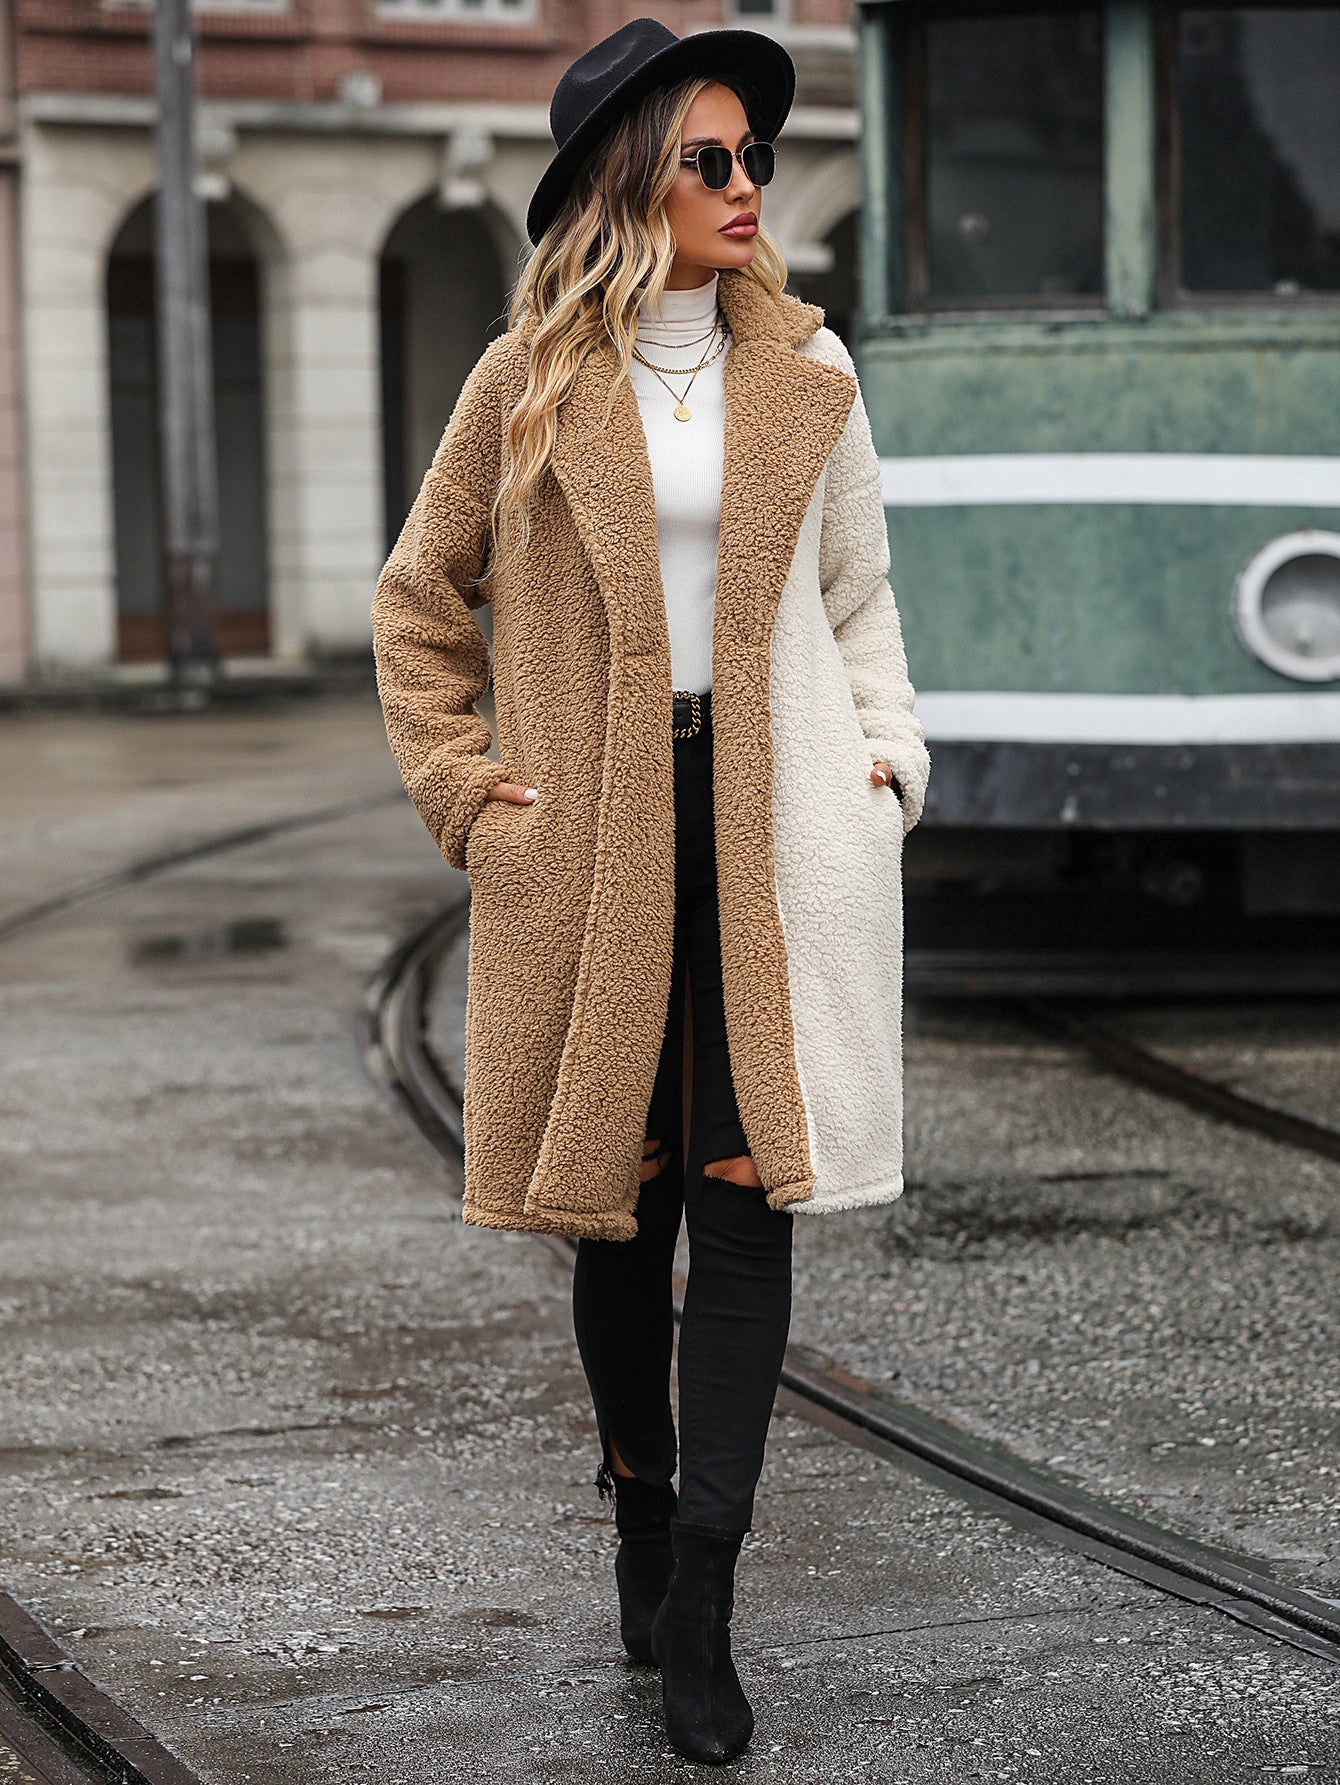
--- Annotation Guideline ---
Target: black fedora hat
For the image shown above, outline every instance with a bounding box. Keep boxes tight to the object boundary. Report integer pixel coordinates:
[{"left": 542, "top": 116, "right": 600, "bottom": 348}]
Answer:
[{"left": 526, "top": 17, "right": 796, "bottom": 246}]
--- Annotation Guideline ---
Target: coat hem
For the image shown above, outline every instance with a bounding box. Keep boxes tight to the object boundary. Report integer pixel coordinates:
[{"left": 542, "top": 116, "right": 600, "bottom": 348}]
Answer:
[
  {"left": 793, "top": 1173, "right": 905, "bottom": 1215},
  {"left": 462, "top": 1200, "right": 639, "bottom": 1242},
  {"left": 766, "top": 1176, "right": 816, "bottom": 1213}
]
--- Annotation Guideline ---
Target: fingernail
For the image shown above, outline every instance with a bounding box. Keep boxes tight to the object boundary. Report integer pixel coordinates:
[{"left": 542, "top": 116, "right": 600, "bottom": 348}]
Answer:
[
  {"left": 523, "top": 787, "right": 538, "bottom": 801},
  {"left": 873, "top": 770, "right": 887, "bottom": 784}
]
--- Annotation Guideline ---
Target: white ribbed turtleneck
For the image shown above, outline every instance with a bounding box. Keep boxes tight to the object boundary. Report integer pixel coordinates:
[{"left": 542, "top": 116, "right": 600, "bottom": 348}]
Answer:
[{"left": 631, "top": 272, "right": 727, "bottom": 696}]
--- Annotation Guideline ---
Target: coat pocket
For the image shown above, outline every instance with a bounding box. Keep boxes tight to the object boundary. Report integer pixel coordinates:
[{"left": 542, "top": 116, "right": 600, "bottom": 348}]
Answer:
[
  {"left": 464, "top": 790, "right": 546, "bottom": 888},
  {"left": 464, "top": 796, "right": 509, "bottom": 879}
]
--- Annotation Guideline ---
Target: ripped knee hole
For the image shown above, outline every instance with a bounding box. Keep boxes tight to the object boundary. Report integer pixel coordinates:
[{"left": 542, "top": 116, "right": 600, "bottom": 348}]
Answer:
[{"left": 703, "top": 1153, "right": 764, "bottom": 1187}]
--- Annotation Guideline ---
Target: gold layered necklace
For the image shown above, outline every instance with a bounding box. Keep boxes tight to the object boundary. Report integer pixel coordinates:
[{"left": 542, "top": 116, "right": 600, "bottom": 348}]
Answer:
[
  {"left": 637, "top": 315, "right": 721, "bottom": 353},
  {"left": 632, "top": 310, "right": 728, "bottom": 423}
]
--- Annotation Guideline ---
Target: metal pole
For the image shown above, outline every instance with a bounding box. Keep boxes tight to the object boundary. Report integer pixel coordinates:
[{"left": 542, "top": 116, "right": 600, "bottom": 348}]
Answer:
[
  {"left": 857, "top": 2, "right": 905, "bottom": 338},
  {"left": 152, "top": 0, "right": 218, "bottom": 689},
  {"left": 1104, "top": 1, "right": 1158, "bottom": 319}
]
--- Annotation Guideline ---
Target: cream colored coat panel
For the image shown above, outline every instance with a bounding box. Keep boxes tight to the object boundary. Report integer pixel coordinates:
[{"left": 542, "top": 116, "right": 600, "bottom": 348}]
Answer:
[{"left": 770, "top": 327, "right": 929, "bottom": 1213}]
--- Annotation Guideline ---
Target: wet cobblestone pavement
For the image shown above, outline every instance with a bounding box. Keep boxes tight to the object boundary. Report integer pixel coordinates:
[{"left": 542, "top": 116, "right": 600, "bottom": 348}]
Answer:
[
  {"left": 788, "top": 1002, "right": 1340, "bottom": 1597},
  {"left": 3, "top": 699, "right": 1339, "bottom": 1782}
]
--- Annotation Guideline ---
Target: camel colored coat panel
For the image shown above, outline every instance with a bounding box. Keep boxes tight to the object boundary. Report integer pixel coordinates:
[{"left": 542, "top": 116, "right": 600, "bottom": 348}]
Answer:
[{"left": 371, "top": 270, "right": 930, "bottom": 1241}]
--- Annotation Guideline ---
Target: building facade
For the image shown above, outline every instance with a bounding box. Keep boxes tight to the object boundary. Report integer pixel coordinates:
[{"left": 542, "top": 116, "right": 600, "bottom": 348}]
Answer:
[{"left": 1, "top": 0, "right": 859, "bottom": 681}]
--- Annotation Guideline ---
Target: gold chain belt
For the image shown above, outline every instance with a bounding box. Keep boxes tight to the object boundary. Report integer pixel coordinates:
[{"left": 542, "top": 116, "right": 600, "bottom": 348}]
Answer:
[{"left": 671, "top": 689, "right": 704, "bottom": 740}]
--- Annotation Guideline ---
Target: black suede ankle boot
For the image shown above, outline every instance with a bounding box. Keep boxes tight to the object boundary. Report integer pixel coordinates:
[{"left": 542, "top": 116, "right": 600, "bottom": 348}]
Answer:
[
  {"left": 650, "top": 1519, "right": 753, "bottom": 1764},
  {"left": 610, "top": 1473, "right": 677, "bottom": 1664}
]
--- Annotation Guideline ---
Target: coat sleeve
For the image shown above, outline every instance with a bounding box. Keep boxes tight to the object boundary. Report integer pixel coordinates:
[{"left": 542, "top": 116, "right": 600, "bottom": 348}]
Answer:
[
  {"left": 815, "top": 337, "right": 931, "bottom": 833},
  {"left": 371, "top": 336, "right": 519, "bottom": 871}
]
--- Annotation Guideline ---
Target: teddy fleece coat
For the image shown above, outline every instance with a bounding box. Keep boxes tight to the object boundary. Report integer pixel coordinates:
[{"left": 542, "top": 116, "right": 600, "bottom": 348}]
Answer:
[{"left": 371, "top": 268, "right": 930, "bottom": 1242}]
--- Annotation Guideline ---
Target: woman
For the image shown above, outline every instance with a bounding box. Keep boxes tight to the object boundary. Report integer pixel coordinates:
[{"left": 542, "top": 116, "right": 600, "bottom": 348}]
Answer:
[{"left": 371, "top": 17, "right": 929, "bottom": 1766}]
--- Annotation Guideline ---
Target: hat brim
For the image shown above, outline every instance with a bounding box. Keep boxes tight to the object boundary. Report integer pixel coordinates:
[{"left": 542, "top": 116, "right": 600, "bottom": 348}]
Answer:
[{"left": 526, "top": 28, "right": 796, "bottom": 246}]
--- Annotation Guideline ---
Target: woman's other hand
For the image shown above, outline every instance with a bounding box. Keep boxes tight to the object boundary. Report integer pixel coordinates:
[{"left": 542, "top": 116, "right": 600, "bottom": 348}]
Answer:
[
  {"left": 487, "top": 782, "right": 538, "bottom": 803},
  {"left": 870, "top": 760, "right": 901, "bottom": 797}
]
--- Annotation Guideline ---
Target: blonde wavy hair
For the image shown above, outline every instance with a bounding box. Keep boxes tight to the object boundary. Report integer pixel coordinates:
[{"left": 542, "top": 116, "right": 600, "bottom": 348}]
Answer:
[{"left": 490, "top": 74, "right": 788, "bottom": 574}]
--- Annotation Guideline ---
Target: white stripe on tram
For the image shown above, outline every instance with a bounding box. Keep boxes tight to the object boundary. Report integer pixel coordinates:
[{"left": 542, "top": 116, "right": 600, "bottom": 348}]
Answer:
[
  {"left": 879, "top": 454, "right": 1340, "bottom": 508},
  {"left": 914, "top": 691, "right": 1340, "bottom": 745}
]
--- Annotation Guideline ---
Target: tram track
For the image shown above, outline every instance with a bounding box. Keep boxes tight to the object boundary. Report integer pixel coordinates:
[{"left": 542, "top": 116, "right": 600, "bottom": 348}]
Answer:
[
  {"left": 366, "top": 902, "right": 1340, "bottom": 1671},
  {"left": 0, "top": 792, "right": 402, "bottom": 947},
  {"left": 905, "top": 951, "right": 1340, "bottom": 1165},
  {"left": 1024, "top": 1001, "right": 1340, "bottom": 1167},
  {"left": 0, "top": 1597, "right": 199, "bottom": 1785}
]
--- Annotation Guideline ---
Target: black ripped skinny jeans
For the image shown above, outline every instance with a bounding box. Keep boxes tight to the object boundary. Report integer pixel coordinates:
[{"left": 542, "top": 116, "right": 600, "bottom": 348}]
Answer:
[{"left": 571, "top": 691, "right": 795, "bottom": 1535}]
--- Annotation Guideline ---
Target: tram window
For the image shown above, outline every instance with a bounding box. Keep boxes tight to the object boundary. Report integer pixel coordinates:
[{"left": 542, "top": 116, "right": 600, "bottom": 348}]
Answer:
[
  {"left": 923, "top": 12, "right": 1104, "bottom": 305},
  {"left": 1177, "top": 11, "right": 1340, "bottom": 295}
]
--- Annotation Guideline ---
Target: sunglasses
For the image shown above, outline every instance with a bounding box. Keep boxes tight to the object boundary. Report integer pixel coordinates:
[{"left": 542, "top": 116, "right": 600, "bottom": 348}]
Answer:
[{"left": 680, "top": 140, "right": 776, "bottom": 192}]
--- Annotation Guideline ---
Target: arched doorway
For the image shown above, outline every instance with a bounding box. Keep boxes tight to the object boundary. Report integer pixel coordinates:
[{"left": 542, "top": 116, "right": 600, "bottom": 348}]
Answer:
[
  {"left": 379, "top": 199, "right": 511, "bottom": 551},
  {"left": 107, "top": 196, "right": 271, "bottom": 660}
]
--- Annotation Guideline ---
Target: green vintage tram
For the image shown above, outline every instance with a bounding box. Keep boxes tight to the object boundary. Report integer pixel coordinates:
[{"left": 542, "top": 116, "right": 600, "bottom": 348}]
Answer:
[{"left": 854, "top": 1, "right": 1340, "bottom": 954}]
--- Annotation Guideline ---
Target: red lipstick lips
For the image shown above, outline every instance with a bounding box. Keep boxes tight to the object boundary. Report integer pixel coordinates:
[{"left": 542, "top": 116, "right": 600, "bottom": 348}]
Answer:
[{"left": 719, "top": 211, "right": 758, "bottom": 238}]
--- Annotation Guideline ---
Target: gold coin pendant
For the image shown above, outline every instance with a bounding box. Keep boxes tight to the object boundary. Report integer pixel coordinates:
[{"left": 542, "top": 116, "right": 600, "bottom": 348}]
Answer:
[{"left": 674, "top": 403, "right": 692, "bottom": 422}]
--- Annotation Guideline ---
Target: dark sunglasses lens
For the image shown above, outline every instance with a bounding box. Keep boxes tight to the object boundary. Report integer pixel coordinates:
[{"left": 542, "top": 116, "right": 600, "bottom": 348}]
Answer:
[
  {"left": 742, "top": 141, "right": 775, "bottom": 186},
  {"left": 694, "top": 146, "right": 734, "bottom": 190}
]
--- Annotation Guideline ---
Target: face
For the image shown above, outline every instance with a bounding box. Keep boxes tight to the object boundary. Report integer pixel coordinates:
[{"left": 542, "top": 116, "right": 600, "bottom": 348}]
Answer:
[{"left": 662, "top": 83, "right": 763, "bottom": 283}]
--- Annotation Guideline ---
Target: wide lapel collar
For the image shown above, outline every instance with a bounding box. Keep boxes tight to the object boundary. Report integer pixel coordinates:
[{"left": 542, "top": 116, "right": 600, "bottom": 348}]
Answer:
[
  {"left": 549, "top": 334, "right": 667, "bottom": 658},
  {"left": 544, "top": 274, "right": 855, "bottom": 660},
  {"left": 523, "top": 321, "right": 676, "bottom": 1229},
  {"left": 714, "top": 269, "right": 856, "bottom": 654}
]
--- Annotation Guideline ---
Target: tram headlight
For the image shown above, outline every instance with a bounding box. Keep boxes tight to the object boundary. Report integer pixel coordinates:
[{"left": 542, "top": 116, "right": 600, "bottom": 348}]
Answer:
[{"left": 1234, "top": 531, "right": 1340, "bottom": 684}]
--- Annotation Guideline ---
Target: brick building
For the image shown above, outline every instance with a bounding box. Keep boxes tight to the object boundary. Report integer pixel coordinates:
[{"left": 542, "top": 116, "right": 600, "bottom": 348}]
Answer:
[{"left": 0, "top": 0, "right": 859, "bottom": 682}]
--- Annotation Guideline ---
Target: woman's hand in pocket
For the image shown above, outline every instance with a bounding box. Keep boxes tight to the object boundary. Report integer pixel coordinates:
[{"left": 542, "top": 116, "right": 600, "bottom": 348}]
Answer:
[
  {"left": 487, "top": 781, "right": 538, "bottom": 804},
  {"left": 870, "top": 760, "right": 901, "bottom": 799}
]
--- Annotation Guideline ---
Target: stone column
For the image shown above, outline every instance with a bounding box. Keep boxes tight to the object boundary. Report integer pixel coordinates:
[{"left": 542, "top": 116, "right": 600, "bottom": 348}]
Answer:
[
  {"left": 19, "top": 124, "right": 153, "bottom": 672},
  {"left": 234, "top": 134, "right": 437, "bottom": 660},
  {"left": 0, "top": 163, "right": 28, "bottom": 682}
]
